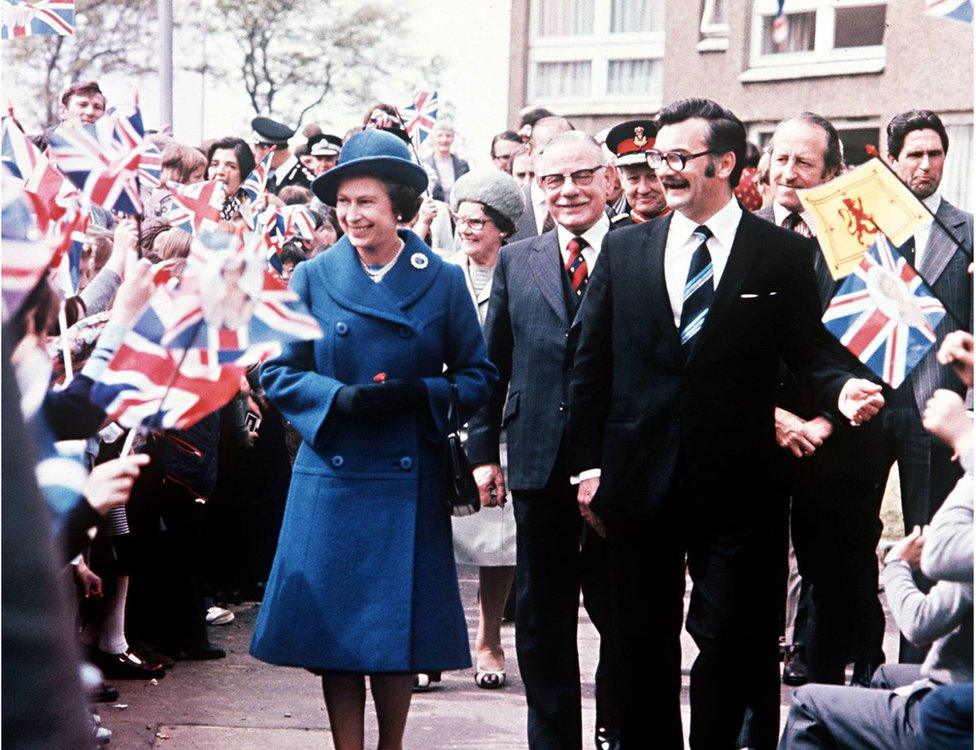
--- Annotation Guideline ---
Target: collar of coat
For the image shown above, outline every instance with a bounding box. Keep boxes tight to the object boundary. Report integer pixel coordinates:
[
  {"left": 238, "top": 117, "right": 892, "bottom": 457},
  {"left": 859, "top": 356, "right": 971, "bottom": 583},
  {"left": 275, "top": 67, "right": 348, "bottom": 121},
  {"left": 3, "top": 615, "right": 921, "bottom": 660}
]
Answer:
[{"left": 308, "top": 230, "right": 444, "bottom": 328}]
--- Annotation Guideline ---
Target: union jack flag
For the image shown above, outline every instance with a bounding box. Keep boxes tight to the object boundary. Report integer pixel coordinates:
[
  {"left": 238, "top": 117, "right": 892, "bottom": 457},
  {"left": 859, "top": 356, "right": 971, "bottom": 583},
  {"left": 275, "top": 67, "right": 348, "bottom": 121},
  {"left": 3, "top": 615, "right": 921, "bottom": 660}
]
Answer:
[
  {"left": 2, "top": 116, "right": 77, "bottom": 232},
  {"left": 50, "top": 219, "right": 90, "bottom": 296},
  {"left": 1, "top": 0, "right": 74, "bottom": 38},
  {"left": 1, "top": 165, "right": 51, "bottom": 322},
  {"left": 48, "top": 108, "right": 152, "bottom": 215},
  {"left": 90, "top": 230, "right": 322, "bottom": 429},
  {"left": 401, "top": 89, "right": 438, "bottom": 143},
  {"left": 279, "top": 204, "right": 316, "bottom": 241},
  {"left": 241, "top": 151, "right": 273, "bottom": 202},
  {"left": 925, "top": 0, "right": 973, "bottom": 22},
  {"left": 165, "top": 179, "right": 225, "bottom": 234},
  {"left": 822, "top": 234, "right": 947, "bottom": 388}
]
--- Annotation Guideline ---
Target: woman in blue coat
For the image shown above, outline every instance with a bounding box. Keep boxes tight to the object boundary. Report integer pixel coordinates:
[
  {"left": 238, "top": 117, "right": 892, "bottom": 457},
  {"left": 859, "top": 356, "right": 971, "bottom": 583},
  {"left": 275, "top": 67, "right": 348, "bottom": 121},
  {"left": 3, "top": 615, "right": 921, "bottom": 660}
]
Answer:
[{"left": 251, "top": 129, "right": 497, "bottom": 748}]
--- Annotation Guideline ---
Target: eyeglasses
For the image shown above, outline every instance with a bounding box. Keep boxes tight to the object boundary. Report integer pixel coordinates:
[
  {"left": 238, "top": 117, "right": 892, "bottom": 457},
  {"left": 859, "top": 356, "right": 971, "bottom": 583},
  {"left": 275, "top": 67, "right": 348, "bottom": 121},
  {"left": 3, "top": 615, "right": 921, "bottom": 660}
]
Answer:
[
  {"left": 644, "top": 149, "right": 714, "bottom": 172},
  {"left": 453, "top": 214, "right": 494, "bottom": 231},
  {"left": 539, "top": 166, "right": 604, "bottom": 191}
]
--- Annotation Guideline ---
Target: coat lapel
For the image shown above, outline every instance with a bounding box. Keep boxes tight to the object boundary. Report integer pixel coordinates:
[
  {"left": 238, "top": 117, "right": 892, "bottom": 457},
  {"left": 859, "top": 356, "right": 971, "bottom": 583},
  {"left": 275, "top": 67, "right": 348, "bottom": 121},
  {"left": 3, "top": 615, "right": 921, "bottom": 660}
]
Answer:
[
  {"left": 688, "top": 212, "right": 762, "bottom": 363},
  {"left": 920, "top": 201, "right": 967, "bottom": 286},
  {"left": 527, "top": 230, "right": 570, "bottom": 325},
  {"left": 317, "top": 234, "right": 418, "bottom": 328},
  {"left": 644, "top": 215, "right": 681, "bottom": 355}
]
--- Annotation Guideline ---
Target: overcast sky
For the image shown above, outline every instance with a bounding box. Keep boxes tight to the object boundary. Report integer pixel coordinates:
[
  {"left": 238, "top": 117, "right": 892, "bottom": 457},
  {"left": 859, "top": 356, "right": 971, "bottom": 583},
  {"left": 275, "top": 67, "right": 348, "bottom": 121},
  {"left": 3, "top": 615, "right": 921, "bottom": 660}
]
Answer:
[{"left": 92, "top": 0, "right": 513, "bottom": 171}]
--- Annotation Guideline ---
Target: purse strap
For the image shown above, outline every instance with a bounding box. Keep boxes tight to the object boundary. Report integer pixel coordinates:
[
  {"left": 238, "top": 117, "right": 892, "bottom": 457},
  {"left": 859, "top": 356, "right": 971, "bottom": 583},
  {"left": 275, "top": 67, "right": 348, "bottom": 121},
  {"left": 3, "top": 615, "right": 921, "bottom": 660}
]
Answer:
[{"left": 446, "top": 380, "right": 461, "bottom": 436}]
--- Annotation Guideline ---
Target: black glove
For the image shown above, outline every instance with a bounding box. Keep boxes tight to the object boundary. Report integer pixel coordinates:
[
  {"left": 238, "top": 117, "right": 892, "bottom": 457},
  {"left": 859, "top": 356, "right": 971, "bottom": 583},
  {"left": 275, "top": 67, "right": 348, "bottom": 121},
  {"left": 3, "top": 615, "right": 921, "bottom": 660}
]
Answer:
[{"left": 334, "top": 380, "right": 428, "bottom": 420}]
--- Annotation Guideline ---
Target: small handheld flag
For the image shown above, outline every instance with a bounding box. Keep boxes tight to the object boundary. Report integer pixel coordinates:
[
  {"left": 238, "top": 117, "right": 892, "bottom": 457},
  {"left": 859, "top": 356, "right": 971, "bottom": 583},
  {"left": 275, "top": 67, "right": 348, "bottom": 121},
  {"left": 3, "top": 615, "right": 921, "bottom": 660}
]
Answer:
[
  {"left": 401, "top": 89, "right": 439, "bottom": 143},
  {"left": 925, "top": 0, "right": 973, "bottom": 23},
  {"left": 822, "top": 234, "right": 946, "bottom": 388},
  {"left": 798, "top": 158, "right": 931, "bottom": 279},
  {"left": 241, "top": 151, "right": 274, "bottom": 202},
  {"left": 1, "top": 0, "right": 74, "bottom": 38}
]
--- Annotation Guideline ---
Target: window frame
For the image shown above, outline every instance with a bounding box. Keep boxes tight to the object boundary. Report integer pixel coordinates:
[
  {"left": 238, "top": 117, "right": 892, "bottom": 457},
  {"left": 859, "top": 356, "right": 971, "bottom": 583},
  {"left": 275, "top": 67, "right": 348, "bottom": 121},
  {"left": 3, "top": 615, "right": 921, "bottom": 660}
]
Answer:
[
  {"left": 527, "top": 0, "right": 665, "bottom": 113},
  {"left": 740, "top": 0, "right": 887, "bottom": 83},
  {"left": 698, "top": 0, "right": 730, "bottom": 52}
]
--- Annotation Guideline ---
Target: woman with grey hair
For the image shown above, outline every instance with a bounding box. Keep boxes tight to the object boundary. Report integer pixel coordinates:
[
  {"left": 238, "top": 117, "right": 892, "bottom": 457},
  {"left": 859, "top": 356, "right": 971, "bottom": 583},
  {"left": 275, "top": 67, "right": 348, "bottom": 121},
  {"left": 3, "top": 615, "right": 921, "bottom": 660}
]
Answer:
[{"left": 449, "top": 169, "right": 525, "bottom": 689}]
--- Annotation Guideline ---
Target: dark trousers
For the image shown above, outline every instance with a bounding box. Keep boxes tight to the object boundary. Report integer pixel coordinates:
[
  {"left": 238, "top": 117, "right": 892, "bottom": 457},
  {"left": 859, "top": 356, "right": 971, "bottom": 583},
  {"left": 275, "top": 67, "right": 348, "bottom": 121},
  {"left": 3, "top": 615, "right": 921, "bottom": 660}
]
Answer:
[
  {"left": 512, "top": 467, "right": 618, "bottom": 750},
  {"left": 791, "top": 469, "right": 887, "bottom": 682},
  {"left": 882, "top": 388, "right": 962, "bottom": 663},
  {"left": 611, "top": 504, "right": 784, "bottom": 750}
]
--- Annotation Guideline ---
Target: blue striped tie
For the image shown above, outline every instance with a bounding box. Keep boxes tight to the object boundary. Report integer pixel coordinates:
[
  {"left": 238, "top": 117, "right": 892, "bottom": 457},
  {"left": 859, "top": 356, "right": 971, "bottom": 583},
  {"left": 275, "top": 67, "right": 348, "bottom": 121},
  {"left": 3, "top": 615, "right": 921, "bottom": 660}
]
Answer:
[{"left": 679, "top": 225, "right": 713, "bottom": 357}]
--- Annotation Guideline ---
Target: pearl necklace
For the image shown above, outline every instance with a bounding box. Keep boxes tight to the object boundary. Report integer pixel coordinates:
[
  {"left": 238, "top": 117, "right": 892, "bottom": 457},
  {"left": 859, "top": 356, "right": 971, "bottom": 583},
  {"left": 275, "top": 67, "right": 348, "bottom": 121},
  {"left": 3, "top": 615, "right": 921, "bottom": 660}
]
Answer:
[{"left": 359, "top": 239, "right": 405, "bottom": 283}]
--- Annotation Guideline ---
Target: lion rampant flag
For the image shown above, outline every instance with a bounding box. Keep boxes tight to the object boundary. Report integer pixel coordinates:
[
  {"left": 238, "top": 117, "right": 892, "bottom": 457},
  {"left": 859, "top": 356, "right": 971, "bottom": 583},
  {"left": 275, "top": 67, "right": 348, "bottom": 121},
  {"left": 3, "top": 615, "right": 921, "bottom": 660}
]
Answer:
[{"left": 797, "top": 158, "right": 930, "bottom": 279}]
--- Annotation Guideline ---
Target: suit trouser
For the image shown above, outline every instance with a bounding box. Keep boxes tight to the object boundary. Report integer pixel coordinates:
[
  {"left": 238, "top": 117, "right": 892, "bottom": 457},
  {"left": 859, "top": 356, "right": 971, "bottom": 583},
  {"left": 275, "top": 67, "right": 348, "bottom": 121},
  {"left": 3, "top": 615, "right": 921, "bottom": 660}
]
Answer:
[
  {"left": 512, "top": 467, "right": 618, "bottom": 750},
  {"left": 611, "top": 504, "right": 784, "bottom": 750},
  {"left": 918, "top": 683, "right": 974, "bottom": 749},
  {"left": 882, "top": 388, "right": 962, "bottom": 663},
  {"left": 778, "top": 664, "right": 930, "bottom": 749},
  {"left": 791, "top": 469, "right": 887, "bottom": 682}
]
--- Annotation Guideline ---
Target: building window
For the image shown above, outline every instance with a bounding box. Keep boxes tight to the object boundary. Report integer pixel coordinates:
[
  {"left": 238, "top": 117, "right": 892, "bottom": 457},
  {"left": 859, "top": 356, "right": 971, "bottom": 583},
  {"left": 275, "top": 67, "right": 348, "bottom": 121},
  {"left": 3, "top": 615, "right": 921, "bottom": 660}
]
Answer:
[
  {"left": 531, "top": 61, "right": 593, "bottom": 99},
  {"left": 607, "top": 58, "right": 661, "bottom": 95},
  {"left": 527, "top": 0, "right": 664, "bottom": 114},
  {"left": 698, "top": 0, "right": 730, "bottom": 51},
  {"left": 534, "top": 0, "right": 595, "bottom": 36},
  {"left": 609, "top": 0, "right": 663, "bottom": 33},
  {"left": 742, "top": 0, "right": 887, "bottom": 82}
]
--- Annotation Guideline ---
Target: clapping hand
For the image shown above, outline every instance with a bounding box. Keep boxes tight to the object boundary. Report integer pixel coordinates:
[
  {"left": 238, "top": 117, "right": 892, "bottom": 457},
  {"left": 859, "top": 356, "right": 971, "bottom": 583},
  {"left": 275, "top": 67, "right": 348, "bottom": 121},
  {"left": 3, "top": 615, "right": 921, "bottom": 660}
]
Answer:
[
  {"left": 887, "top": 525, "right": 926, "bottom": 570},
  {"left": 936, "top": 331, "right": 973, "bottom": 388}
]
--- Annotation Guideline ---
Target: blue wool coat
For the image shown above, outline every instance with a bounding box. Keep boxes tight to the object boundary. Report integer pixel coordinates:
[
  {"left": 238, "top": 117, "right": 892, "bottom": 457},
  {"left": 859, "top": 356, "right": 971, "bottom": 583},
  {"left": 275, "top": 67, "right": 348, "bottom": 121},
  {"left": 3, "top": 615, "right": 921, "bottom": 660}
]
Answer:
[{"left": 250, "top": 231, "right": 497, "bottom": 672}]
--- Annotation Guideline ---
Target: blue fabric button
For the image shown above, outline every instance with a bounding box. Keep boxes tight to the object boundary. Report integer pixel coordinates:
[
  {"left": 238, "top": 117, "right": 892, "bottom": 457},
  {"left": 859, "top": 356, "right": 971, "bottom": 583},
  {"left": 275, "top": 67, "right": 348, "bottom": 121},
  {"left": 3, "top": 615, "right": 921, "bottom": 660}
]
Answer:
[
  {"left": 399, "top": 457, "right": 413, "bottom": 470},
  {"left": 398, "top": 327, "right": 413, "bottom": 338},
  {"left": 331, "top": 455, "right": 344, "bottom": 468},
  {"left": 335, "top": 322, "right": 348, "bottom": 335}
]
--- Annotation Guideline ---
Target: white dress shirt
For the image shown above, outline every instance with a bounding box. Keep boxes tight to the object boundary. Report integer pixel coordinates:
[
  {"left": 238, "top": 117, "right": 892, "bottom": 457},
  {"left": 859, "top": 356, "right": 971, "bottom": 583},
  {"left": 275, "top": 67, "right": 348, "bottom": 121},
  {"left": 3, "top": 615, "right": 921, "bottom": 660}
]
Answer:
[
  {"left": 556, "top": 213, "right": 609, "bottom": 271},
  {"left": 530, "top": 181, "right": 549, "bottom": 233},
  {"left": 664, "top": 196, "right": 742, "bottom": 328},
  {"left": 913, "top": 192, "right": 942, "bottom": 269}
]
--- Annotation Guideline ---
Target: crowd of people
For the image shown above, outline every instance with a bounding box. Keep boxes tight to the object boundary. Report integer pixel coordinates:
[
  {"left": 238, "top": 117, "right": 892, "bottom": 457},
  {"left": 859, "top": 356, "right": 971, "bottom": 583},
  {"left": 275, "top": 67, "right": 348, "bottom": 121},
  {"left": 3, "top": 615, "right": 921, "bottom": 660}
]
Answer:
[{"left": 3, "top": 77, "right": 973, "bottom": 750}]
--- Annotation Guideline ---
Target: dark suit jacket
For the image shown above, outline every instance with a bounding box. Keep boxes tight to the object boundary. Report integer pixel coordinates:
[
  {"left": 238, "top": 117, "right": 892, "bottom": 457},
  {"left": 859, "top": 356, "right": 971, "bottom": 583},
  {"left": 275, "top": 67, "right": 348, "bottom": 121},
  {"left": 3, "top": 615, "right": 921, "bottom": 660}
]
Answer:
[
  {"left": 565, "top": 210, "right": 851, "bottom": 523},
  {"left": 422, "top": 154, "right": 470, "bottom": 203},
  {"left": 467, "top": 229, "right": 586, "bottom": 490},
  {"left": 755, "top": 204, "right": 885, "bottom": 481},
  {"left": 904, "top": 198, "right": 973, "bottom": 412},
  {"left": 508, "top": 183, "right": 540, "bottom": 243}
]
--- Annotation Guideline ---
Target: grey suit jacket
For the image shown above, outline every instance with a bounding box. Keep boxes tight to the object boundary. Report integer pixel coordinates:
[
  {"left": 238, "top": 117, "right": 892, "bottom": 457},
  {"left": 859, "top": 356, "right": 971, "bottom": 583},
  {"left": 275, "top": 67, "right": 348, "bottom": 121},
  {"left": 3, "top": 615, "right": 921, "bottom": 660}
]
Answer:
[
  {"left": 508, "top": 183, "right": 540, "bottom": 244},
  {"left": 907, "top": 198, "right": 973, "bottom": 412},
  {"left": 467, "top": 229, "right": 585, "bottom": 490}
]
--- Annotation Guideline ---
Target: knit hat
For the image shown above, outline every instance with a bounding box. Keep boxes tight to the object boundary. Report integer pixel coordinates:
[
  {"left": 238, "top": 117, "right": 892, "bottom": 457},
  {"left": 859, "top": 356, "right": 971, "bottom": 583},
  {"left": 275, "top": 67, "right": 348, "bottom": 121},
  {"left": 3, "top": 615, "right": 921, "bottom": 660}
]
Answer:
[{"left": 450, "top": 169, "right": 525, "bottom": 228}]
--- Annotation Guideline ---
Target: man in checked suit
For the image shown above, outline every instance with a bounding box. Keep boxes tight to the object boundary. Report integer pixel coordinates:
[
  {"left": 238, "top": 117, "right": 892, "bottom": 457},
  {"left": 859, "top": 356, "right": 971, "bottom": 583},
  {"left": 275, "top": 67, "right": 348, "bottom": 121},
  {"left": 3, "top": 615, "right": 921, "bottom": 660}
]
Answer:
[
  {"left": 565, "top": 99, "right": 885, "bottom": 749},
  {"left": 467, "top": 130, "right": 620, "bottom": 750},
  {"left": 508, "top": 116, "right": 575, "bottom": 243},
  {"left": 756, "top": 113, "right": 889, "bottom": 690},
  {"left": 882, "top": 109, "right": 974, "bottom": 663}
]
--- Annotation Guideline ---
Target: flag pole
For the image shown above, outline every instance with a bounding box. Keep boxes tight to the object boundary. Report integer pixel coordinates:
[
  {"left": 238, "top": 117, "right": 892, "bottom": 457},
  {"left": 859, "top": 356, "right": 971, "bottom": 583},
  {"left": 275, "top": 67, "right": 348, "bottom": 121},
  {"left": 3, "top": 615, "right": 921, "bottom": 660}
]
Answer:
[
  {"left": 58, "top": 302, "right": 74, "bottom": 383},
  {"left": 393, "top": 108, "right": 431, "bottom": 199}
]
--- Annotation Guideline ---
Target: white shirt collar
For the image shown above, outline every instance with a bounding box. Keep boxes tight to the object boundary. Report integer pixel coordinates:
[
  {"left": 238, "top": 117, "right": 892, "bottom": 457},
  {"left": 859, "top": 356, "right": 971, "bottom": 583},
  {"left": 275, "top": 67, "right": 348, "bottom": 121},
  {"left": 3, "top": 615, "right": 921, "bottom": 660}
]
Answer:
[
  {"left": 530, "top": 180, "right": 547, "bottom": 208},
  {"left": 556, "top": 212, "right": 610, "bottom": 254},
  {"left": 273, "top": 154, "right": 297, "bottom": 181},
  {"left": 923, "top": 191, "right": 942, "bottom": 216},
  {"left": 669, "top": 195, "right": 742, "bottom": 252},
  {"left": 772, "top": 202, "right": 816, "bottom": 235}
]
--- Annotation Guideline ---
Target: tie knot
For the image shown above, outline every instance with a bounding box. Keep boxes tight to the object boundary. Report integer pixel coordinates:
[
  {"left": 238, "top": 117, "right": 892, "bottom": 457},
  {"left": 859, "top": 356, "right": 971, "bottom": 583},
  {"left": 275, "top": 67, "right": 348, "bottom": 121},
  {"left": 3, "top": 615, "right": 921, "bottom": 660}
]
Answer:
[
  {"left": 693, "top": 225, "right": 712, "bottom": 242},
  {"left": 567, "top": 236, "right": 587, "bottom": 255},
  {"left": 784, "top": 212, "right": 802, "bottom": 230}
]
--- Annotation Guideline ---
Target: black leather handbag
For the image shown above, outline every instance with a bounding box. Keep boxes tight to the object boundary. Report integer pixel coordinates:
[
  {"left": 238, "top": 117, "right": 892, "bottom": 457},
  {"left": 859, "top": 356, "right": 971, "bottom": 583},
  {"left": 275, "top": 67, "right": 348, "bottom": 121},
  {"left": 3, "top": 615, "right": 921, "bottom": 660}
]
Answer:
[{"left": 443, "top": 381, "right": 480, "bottom": 517}]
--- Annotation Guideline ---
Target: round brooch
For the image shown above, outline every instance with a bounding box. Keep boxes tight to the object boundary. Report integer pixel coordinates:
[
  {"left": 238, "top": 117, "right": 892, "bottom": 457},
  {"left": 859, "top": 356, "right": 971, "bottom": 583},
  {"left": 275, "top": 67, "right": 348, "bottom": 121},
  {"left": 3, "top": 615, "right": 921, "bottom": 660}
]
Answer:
[{"left": 410, "top": 252, "right": 429, "bottom": 270}]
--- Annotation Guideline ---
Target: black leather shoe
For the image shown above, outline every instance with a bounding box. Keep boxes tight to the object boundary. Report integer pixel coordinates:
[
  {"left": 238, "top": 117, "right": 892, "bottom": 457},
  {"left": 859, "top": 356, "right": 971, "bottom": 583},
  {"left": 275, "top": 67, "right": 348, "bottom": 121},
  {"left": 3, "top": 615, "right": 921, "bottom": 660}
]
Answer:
[
  {"left": 595, "top": 727, "right": 621, "bottom": 750},
  {"left": 178, "top": 644, "right": 226, "bottom": 661},
  {"left": 133, "top": 643, "right": 175, "bottom": 669},
  {"left": 850, "top": 661, "right": 880, "bottom": 687},
  {"left": 93, "top": 649, "right": 166, "bottom": 679},
  {"left": 782, "top": 644, "right": 808, "bottom": 686}
]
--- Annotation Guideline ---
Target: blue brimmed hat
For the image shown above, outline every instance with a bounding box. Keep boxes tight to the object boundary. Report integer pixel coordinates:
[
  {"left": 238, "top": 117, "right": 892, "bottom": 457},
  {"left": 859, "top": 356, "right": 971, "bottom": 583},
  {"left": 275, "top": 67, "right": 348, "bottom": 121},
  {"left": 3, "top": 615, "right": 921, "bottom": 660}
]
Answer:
[{"left": 311, "top": 129, "right": 428, "bottom": 206}]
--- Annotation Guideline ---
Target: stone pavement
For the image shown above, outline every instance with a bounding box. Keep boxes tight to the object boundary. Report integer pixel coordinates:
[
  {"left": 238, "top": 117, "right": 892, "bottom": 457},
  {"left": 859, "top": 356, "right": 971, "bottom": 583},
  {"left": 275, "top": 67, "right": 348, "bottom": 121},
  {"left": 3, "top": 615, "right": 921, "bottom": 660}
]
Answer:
[{"left": 102, "top": 565, "right": 900, "bottom": 749}]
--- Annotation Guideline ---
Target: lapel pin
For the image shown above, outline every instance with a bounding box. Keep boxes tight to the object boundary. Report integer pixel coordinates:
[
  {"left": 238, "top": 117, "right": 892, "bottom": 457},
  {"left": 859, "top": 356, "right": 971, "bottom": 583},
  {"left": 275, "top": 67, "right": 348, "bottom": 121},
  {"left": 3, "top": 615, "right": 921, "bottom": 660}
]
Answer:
[{"left": 410, "top": 252, "right": 428, "bottom": 270}]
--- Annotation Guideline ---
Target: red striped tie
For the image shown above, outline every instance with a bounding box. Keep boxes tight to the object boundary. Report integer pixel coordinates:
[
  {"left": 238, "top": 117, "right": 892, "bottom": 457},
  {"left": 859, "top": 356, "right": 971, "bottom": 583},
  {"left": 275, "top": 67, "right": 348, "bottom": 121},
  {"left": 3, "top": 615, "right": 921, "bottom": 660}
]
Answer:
[{"left": 565, "top": 236, "right": 588, "bottom": 296}]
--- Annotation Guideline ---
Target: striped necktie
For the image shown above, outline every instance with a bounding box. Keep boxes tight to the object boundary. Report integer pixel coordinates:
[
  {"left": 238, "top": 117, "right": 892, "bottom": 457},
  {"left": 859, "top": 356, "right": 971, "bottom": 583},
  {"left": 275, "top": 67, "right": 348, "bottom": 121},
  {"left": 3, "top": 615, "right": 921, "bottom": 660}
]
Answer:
[
  {"left": 565, "top": 236, "right": 588, "bottom": 296},
  {"left": 782, "top": 211, "right": 812, "bottom": 238},
  {"left": 679, "top": 225, "right": 713, "bottom": 356}
]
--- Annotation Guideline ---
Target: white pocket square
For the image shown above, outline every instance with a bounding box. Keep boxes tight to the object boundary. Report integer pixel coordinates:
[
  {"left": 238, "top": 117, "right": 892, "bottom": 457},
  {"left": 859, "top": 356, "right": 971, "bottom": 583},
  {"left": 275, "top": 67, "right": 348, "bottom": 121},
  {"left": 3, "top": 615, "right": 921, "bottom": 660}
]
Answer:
[{"left": 740, "top": 293, "right": 759, "bottom": 299}]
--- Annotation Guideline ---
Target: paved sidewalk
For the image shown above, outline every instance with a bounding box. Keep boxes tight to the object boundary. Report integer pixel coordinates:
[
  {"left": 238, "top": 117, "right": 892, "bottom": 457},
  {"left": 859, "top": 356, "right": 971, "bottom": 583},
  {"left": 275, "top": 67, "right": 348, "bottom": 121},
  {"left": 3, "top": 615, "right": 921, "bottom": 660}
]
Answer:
[{"left": 102, "top": 565, "right": 899, "bottom": 749}]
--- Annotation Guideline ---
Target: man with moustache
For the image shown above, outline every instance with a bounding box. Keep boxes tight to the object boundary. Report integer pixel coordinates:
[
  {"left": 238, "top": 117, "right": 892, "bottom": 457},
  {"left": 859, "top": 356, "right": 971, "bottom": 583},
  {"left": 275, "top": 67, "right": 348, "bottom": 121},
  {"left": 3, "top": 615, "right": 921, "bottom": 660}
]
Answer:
[
  {"left": 757, "top": 113, "right": 888, "bottom": 689},
  {"left": 881, "top": 110, "right": 974, "bottom": 663},
  {"left": 565, "top": 98, "right": 885, "bottom": 749},
  {"left": 604, "top": 119, "right": 669, "bottom": 228},
  {"left": 468, "top": 130, "right": 620, "bottom": 750}
]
